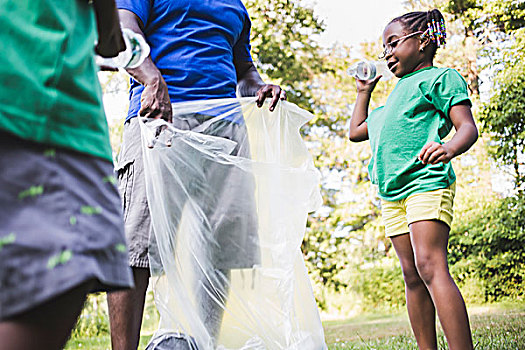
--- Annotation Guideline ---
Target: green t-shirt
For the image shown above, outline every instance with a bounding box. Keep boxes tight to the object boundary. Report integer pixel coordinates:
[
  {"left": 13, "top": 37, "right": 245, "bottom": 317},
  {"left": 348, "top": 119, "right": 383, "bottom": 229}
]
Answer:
[
  {"left": 367, "top": 66, "right": 471, "bottom": 201},
  {"left": 0, "top": 0, "right": 112, "bottom": 161}
]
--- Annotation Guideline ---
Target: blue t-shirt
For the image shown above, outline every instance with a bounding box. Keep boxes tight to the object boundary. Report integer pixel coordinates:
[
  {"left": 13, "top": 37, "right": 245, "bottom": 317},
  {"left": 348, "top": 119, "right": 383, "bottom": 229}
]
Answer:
[{"left": 116, "top": 0, "right": 253, "bottom": 120}]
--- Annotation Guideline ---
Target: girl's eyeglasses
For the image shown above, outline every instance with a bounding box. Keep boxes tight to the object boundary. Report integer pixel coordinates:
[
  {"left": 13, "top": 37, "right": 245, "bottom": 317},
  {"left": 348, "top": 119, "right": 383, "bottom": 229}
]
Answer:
[{"left": 378, "top": 31, "right": 425, "bottom": 60}]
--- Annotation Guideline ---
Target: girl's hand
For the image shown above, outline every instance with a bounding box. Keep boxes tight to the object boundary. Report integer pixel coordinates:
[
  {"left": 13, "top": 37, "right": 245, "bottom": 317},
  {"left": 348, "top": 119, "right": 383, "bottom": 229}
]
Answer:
[
  {"left": 356, "top": 75, "right": 382, "bottom": 94},
  {"left": 418, "top": 142, "right": 454, "bottom": 164},
  {"left": 419, "top": 104, "right": 479, "bottom": 165}
]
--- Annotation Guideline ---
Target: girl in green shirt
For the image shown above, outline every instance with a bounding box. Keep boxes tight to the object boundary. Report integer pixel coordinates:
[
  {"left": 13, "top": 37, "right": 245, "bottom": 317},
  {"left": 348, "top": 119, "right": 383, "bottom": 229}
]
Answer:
[
  {"left": 0, "top": 2, "right": 134, "bottom": 350},
  {"left": 349, "top": 9, "right": 478, "bottom": 350}
]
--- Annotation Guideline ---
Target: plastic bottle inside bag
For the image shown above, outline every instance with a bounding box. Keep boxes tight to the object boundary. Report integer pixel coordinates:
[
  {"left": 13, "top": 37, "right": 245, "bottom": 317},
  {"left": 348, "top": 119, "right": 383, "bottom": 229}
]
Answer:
[
  {"left": 347, "top": 60, "right": 393, "bottom": 81},
  {"left": 96, "top": 28, "right": 150, "bottom": 69}
]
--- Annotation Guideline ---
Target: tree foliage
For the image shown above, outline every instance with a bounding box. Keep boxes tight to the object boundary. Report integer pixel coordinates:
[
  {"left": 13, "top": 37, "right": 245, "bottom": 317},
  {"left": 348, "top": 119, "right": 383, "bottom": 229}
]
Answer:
[
  {"left": 480, "top": 27, "right": 525, "bottom": 186},
  {"left": 245, "top": 0, "right": 327, "bottom": 108},
  {"left": 434, "top": 0, "right": 525, "bottom": 186},
  {"left": 450, "top": 193, "right": 525, "bottom": 301},
  {"left": 481, "top": 58, "right": 525, "bottom": 186},
  {"left": 300, "top": 43, "right": 396, "bottom": 299},
  {"left": 445, "top": 0, "right": 525, "bottom": 34}
]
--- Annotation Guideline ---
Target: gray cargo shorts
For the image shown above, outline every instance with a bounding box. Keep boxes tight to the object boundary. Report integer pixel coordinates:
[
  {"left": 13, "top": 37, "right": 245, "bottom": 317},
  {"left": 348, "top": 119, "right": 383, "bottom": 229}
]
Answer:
[{"left": 116, "top": 115, "right": 260, "bottom": 269}]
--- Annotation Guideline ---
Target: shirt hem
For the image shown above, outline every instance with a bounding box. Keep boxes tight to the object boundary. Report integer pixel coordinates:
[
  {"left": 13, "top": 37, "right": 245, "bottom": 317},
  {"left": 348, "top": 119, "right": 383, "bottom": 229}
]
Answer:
[
  {"left": 378, "top": 177, "right": 456, "bottom": 202},
  {"left": 0, "top": 115, "right": 112, "bottom": 162}
]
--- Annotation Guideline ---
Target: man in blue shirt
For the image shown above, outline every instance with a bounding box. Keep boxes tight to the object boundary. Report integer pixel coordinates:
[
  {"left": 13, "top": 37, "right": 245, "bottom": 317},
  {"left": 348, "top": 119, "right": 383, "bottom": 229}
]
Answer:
[{"left": 108, "top": 1, "right": 286, "bottom": 349}]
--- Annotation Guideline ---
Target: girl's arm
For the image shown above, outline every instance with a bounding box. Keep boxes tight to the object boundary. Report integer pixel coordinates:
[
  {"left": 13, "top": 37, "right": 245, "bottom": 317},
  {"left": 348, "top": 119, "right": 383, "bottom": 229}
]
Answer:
[
  {"left": 93, "top": 0, "right": 125, "bottom": 58},
  {"left": 419, "top": 102, "right": 478, "bottom": 164},
  {"left": 349, "top": 76, "right": 381, "bottom": 142}
]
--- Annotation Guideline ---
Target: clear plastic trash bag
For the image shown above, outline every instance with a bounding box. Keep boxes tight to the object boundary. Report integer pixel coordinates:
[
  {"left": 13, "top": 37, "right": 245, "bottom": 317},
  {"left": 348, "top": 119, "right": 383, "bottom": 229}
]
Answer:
[{"left": 139, "top": 97, "right": 326, "bottom": 350}]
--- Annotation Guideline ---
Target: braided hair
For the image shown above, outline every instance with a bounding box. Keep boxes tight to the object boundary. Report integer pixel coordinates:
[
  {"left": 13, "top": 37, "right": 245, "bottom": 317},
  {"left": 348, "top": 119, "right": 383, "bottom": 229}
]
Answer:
[{"left": 389, "top": 9, "right": 447, "bottom": 57}]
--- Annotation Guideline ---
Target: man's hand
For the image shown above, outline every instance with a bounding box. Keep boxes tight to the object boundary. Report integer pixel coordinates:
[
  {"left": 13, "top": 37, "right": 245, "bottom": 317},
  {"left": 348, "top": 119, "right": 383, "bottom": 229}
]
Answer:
[
  {"left": 139, "top": 78, "right": 172, "bottom": 122},
  {"left": 418, "top": 141, "right": 454, "bottom": 165},
  {"left": 255, "top": 84, "right": 287, "bottom": 111},
  {"left": 116, "top": 10, "right": 172, "bottom": 122},
  {"left": 235, "top": 61, "right": 286, "bottom": 112}
]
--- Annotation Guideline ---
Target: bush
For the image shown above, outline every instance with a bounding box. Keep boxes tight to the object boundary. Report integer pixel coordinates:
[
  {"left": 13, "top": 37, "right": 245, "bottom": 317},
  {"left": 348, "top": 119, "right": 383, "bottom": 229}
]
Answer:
[
  {"left": 71, "top": 293, "right": 110, "bottom": 339},
  {"left": 449, "top": 193, "right": 525, "bottom": 301},
  {"left": 350, "top": 258, "right": 406, "bottom": 311}
]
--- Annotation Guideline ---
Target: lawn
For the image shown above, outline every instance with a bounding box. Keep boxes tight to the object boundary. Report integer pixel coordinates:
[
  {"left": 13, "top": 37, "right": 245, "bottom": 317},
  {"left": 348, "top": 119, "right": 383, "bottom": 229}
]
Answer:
[
  {"left": 66, "top": 302, "right": 525, "bottom": 349},
  {"left": 324, "top": 302, "right": 525, "bottom": 349}
]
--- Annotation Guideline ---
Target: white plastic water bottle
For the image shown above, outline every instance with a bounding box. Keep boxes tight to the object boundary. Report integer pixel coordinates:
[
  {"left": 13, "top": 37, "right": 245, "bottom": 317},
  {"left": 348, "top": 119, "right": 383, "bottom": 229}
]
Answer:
[
  {"left": 96, "top": 28, "right": 150, "bottom": 69},
  {"left": 347, "top": 60, "right": 393, "bottom": 81}
]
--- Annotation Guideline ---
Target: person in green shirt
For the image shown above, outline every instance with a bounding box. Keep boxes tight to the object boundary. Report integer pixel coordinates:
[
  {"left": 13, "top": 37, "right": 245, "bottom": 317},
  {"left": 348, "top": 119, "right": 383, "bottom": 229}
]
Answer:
[
  {"left": 349, "top": 9, "right": 478, "bottom": 350},
  {"left": 0, "top": 1, "right": 134, "bottom": 349}
]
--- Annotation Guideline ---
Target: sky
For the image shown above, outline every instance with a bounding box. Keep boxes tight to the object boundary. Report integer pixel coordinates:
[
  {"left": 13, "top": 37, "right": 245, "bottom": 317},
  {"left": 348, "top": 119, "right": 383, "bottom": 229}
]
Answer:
[{"left": 306, "top": 0, "right": 406, "bottom": 47}]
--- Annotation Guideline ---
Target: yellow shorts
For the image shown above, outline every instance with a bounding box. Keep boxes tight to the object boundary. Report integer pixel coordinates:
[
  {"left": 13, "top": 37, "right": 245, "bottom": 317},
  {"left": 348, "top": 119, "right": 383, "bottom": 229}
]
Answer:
[{"left": 381, "top": 182, "right": 456, "bottom": 237}]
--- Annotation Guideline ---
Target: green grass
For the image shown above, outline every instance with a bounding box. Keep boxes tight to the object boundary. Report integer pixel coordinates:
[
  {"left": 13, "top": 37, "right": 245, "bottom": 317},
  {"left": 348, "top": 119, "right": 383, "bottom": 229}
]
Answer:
[
  {"left": 65, "top": 335, "right": 152, "bottom": 350},
  {"left": 324, "top": 302, "right": 525, "bottom": 349},
  {"left": 66, "top": 302, "right": 525, "bottom": 349}
]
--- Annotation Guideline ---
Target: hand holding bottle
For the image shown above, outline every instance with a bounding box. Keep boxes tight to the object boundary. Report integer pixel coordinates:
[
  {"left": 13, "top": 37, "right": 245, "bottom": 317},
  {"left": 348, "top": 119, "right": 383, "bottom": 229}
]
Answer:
[
  {"left": 96, "top": 28, "right": 150, "bottom": 70},
  {"left": 347, "top": 60, "right": 393, "bottom": 81}
]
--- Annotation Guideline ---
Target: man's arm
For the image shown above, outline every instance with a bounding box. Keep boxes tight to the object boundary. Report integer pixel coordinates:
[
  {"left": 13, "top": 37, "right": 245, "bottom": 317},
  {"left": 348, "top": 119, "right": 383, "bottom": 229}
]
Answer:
[
  {"left": 118, "top": 9, "right": 172, "bottom": 121},
  {"left": 92, "top": 0, "right": 125, "bottom": 57},
  {"left": 235, "top": 61, "right": 286, "bottom": 112}
]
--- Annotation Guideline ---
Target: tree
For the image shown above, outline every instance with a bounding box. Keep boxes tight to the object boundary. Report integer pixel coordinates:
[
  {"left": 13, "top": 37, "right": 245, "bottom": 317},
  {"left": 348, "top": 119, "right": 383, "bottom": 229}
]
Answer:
[
  {"left": 403, "top": 0, "right": 483, "bottom": 95},
  {"left": 480, "top": 28, "right": 525, "bottom": 187},
  {"left": 299, "top": 42, "right": 399, "bottom": 309},
  {"left": 245, "top": 0, "right": 327, "bottom": 109},
  {"left": 432, "top": 0, "right": 525, "bottom": 186},
  {"left": 443, "top": 0, "right": 525, "bottom": 96}
]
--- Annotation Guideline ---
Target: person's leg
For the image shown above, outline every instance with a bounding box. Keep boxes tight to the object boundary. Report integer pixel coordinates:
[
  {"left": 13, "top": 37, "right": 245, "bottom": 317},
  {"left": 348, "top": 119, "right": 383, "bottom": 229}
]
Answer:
[
  {"left": 391, "top": 233, "right": 437, "bottom": 350},
  {"left": 107, "top": 267, "right": 150, "bottom": 350},
  {"left": 197, "top": 268, "right": 231, "bottom": 342},
  {"left": 109, "top": 117, "right": 154, "bottom": 350},
  {"left": 410, "top": 220, "right": 473, "bottom": 350},
  {"left": 191, "top": 118, "right": 249, "bottom": 344},
  {"left": 0, "top": 279, "right": 95, "bottom": 350}
]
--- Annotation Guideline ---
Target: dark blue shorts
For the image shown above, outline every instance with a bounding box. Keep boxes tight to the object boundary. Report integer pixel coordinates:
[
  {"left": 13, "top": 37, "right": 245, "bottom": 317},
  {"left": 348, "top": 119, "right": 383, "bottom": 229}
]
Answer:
[{"left": 0, "top": 131, "right": 134, "bottom": 320}]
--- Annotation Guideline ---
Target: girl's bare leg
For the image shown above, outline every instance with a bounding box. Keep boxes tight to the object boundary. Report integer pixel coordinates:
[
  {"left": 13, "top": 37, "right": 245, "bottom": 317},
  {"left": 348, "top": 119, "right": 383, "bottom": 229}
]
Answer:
[
  {"left": 391, "top": 233, "right": 438, "bottom": 350},
  {"left": 410, "top": 220, "right": 473, "bottom": 350}
]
